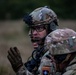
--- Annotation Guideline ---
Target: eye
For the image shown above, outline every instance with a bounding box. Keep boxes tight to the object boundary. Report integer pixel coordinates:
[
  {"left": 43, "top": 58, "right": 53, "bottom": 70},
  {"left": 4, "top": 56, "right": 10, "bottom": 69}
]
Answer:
[
  {"left": 38, "top": 27, "right": 44, "bottom": 32},
  {"left": 36, "top": 26, "right": 45, "bottom": 32},
  {"left": 30, "top": 25, "right": 45, "bottom": 32},
  {"left": 38, "top": 27, "right": 43, "bottom": 29}
]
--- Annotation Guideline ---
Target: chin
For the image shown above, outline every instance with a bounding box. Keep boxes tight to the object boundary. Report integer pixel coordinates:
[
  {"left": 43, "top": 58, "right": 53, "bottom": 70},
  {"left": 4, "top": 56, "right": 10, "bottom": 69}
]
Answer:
[{"left": 32, "top": 42, "right": 38, "bottom": 49}]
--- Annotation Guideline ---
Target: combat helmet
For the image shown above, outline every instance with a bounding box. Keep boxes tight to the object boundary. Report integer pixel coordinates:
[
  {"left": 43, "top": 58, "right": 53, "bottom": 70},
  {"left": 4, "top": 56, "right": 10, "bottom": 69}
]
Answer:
[
  {"left": 23, "top": 6, "right": 58, "bottom": 31},
  {"left": 45, "top": 28, "right": 76, "bottom": 55}
]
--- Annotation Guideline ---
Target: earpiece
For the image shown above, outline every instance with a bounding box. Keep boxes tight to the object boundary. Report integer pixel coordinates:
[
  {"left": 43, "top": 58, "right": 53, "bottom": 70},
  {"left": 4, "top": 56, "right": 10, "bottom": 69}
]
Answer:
[{"left": 49, "top": 21, "right": 58, "bottom": 31}]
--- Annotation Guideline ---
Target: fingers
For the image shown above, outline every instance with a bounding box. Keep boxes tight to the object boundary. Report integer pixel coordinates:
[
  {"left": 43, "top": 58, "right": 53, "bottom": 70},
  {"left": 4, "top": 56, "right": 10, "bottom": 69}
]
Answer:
[
  {"left": 7, "top": 47, "right": 17, "bottom": 64},
  {"left": 7, "top": 54, "right": 15, "bottom": 64},
  {"left": 13, "top": 47, "right": 21, "bottom": 59},
  {"left": 7, "top": 47, "right": 23, "bottom": 72},
  {"left": 13, "top": 47, "right": 21, "bottom": 57},
  {"left": 7, "top": 47, "right": 21, "bottom": 64}
]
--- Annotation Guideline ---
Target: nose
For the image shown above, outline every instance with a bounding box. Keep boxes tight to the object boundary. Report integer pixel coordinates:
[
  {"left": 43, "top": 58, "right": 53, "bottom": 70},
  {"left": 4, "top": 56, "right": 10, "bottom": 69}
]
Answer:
[
  {"left": 28, "top": 30, "right": 38, "bottom": 38},
  {"left": 32, "top": 30, "right": 38, "bottom": 35}
]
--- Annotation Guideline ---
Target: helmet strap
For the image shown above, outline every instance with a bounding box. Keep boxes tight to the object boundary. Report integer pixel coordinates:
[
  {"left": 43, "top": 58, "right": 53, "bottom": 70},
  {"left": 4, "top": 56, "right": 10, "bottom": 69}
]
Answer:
[{"left": 56, "top": 53, "right": 76, "bottom": 72}]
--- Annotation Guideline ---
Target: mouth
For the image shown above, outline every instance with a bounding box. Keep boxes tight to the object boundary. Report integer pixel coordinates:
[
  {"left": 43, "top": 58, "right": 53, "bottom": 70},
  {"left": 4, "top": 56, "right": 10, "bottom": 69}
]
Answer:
[
  {"left": 31, "top": 37, "right": 41, "bottom": 43},
  {"left": 31, "top": 36, "right": 45, "bottom": 46},
  {"left": 32, "top": 42, "right": 38, "bottom": 48}
]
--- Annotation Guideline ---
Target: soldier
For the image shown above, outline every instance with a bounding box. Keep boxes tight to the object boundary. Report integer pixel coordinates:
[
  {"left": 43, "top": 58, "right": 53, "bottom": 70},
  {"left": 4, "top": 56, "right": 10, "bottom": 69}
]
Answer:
[
  {"left": 45, "top": 28, "right": 76, "bottom": 75},
  {"left": 7, "top": 6, "right": 58, "bottom": 75}
]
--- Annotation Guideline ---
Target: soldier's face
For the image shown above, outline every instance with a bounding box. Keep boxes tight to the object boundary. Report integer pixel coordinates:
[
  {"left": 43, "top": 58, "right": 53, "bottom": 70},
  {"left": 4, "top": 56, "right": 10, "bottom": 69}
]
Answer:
[{"left": 28, "top": 25, "right": 47, "bottom": 48}]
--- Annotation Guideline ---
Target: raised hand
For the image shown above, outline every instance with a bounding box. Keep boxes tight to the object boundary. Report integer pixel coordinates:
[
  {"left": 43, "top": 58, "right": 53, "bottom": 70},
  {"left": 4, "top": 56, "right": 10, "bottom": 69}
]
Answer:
[{"left": 7, "top": 47, "right": 23, "bottom": 72}]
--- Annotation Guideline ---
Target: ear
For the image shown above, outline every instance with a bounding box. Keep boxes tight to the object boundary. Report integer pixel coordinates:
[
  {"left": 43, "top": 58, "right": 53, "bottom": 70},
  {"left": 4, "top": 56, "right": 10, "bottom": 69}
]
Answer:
[{"left": 50, "top": 22, "right": 58, "bottom": 31}]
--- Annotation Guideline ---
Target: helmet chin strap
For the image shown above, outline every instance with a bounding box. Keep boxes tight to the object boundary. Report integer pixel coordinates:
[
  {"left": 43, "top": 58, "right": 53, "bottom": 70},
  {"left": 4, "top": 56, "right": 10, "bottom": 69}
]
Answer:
[{"left": 56, "top": 52, "right": 76, "bottom": 72}]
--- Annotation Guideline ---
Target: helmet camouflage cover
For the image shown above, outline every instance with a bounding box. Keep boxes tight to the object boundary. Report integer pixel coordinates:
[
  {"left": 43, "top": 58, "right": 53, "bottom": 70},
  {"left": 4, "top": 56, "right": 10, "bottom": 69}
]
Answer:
[
  {"left": 45, "top": 28, "right": 76, "bottom": 55},
  {"left": 23, "top": 6, "right": 58, "bottom": 27}
]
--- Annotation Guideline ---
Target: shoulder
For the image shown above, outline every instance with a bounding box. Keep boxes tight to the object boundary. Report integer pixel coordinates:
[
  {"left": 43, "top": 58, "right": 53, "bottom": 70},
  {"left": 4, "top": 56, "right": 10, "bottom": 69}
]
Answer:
[
  {"left": 62, "top": 70, "right": 76, "bottom": 75},
  {"left": 40, "top": 51, "right": 56, "bottom": 68},
  {"left": 63, "top": 63, "right": 76, "bottom": 75}
]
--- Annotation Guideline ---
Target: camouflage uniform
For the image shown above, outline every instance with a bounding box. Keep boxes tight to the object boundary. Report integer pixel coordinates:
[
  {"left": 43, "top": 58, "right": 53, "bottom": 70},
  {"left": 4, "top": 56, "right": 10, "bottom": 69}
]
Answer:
[
  {"left": 17, "top": 28, "right": 76, "bottom": 75},
  {"left": 45, "top": 28, "right": 76, "bottom": 75},
  {"left": 16, "top": 51, "right": 56, "bottom": 75},
  {"left": 7, "top": 6, "right": 58, "bottom": 75},
  {"left": 16, "top": 6, "right": 58, "bottom": 75},
  {"left": 38, "top": 51, "right": 56, "bottom": 75}
]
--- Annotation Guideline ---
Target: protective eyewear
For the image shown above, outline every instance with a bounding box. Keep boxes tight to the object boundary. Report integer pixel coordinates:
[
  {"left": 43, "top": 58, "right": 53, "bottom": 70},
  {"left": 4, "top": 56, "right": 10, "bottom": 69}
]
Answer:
[{"left": 30, "top": 25, "right": 46, "bottom": 32}]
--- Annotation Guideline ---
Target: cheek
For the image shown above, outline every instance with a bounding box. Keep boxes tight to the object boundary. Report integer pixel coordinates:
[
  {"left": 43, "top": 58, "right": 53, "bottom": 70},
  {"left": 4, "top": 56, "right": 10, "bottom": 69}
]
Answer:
[{"left": 39, "top": 30, "right": 47, "bottom": 38}]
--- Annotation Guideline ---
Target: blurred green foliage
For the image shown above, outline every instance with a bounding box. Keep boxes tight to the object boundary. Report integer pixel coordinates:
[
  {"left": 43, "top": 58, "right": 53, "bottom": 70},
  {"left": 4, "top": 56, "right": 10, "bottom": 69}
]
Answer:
[{"left": 0, "top": 0, "right": 76, "bottom": 20}]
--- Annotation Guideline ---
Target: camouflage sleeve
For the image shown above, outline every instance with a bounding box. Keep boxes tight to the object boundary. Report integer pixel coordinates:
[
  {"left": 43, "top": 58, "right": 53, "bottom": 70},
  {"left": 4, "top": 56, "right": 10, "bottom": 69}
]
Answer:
[
  {"left": 62, "top": 63, "right": 76, "bottom": 75},
  {"left": 16, "top": 65, "right": 34, "bottom": 75},
  {"left": 38, "top": 51, "right": 56, "bottom": 75},
  {"left": 62, "top": 70, "right": 76, "bottom": 75}
]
